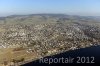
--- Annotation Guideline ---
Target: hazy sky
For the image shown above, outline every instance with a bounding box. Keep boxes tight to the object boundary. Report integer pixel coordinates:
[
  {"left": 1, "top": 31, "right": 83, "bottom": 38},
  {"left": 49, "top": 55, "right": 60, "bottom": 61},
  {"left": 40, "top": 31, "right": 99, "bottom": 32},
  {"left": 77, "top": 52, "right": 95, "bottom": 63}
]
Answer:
[{"left": 0, "top": 0, "right": 100, "bottom": 16}]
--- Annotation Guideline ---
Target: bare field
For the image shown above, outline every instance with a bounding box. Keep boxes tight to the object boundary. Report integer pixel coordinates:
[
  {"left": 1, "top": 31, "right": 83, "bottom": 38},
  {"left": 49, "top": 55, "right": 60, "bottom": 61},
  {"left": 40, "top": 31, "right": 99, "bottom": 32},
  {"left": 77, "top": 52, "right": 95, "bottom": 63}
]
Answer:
[{"left": 0, "top": 48, "right": 38, "bottom": 66}]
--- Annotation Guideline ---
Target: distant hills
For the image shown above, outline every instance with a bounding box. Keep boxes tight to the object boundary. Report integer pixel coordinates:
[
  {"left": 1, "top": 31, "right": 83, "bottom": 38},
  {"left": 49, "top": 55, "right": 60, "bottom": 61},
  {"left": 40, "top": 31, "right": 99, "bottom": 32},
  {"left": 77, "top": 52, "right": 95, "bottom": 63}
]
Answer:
[{"left": 0, "top": 14, "right": 100, "bottom": 24}]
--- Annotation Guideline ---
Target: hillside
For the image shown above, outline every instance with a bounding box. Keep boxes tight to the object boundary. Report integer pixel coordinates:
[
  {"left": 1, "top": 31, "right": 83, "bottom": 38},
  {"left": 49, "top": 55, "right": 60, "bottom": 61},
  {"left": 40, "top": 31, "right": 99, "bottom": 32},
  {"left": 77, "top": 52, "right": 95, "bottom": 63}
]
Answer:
[{"left": 0, "top": 14, "right": 100, "bottom": 66}]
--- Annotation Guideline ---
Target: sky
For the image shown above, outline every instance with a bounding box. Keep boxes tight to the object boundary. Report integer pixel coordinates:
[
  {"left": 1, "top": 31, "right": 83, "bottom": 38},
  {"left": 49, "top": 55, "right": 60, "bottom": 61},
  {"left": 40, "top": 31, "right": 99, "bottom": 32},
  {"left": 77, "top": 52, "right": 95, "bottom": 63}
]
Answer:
[{"left": 0, "top": 0, "right": 100, "bottom": 16}]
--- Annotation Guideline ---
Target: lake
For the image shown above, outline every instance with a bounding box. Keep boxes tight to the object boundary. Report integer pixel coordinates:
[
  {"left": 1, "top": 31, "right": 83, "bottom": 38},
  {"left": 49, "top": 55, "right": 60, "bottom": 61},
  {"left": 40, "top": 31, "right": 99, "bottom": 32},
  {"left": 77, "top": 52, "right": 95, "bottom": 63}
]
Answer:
[{"left": 22, "top": 45, "right": 100, "bottom": 66}]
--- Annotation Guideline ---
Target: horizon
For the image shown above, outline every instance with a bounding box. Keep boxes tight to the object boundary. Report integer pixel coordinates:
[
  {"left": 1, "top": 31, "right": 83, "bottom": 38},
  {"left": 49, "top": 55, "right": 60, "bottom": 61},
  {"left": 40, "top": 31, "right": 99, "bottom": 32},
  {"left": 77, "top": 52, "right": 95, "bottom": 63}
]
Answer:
[
  {"left": 0, "top": 13, "right": 100, "bottom": 18},
  {"left": 0, "top": 0, "right": 100, "bottom": 16},
  {"left": 1, "top": 13, "right": 100, "bottom": 18}
]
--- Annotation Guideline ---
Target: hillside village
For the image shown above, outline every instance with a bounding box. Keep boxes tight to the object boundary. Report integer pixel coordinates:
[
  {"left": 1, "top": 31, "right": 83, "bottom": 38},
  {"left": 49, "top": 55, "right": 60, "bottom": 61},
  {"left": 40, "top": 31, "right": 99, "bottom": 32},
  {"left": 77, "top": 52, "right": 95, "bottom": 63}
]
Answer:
[{"left": 0, "top": 14, "right": 100, "bottom": 66}]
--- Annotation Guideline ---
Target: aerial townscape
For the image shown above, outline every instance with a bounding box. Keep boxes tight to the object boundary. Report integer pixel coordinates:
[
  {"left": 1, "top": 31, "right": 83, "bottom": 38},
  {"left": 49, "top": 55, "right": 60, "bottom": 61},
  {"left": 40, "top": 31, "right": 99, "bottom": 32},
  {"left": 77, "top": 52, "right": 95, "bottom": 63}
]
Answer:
[{"left": 0, "top": 14, "right": 100, "bottom": 66}]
